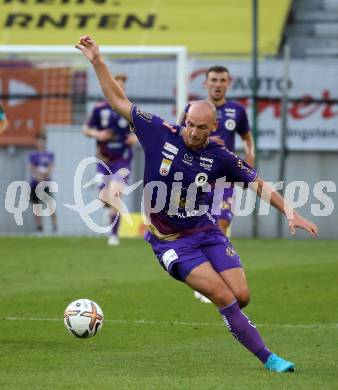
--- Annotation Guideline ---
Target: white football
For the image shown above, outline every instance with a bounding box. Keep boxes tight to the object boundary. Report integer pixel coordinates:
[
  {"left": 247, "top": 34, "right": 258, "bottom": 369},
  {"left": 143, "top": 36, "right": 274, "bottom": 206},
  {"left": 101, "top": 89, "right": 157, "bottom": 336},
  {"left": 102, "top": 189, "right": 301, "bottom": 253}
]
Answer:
[{"left": 64, "top": 299, "right": 104, "bottom": 338}]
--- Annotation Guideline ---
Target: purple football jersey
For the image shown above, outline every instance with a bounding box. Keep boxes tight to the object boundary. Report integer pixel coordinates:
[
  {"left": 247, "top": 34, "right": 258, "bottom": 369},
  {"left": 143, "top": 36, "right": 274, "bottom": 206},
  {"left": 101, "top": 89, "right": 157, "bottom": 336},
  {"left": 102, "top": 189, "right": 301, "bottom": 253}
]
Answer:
[
  {"left": 87, "top": 101, "right": 132, "bottom": 162},
  {"left": 29, "top": 151, "right": 54, "bottom": 184},
  {"left": 130, "top": 105, "right": 257, "bottom": 239},
  {"left": 182, "top": 100, "right": 250, "bottom": 152}
]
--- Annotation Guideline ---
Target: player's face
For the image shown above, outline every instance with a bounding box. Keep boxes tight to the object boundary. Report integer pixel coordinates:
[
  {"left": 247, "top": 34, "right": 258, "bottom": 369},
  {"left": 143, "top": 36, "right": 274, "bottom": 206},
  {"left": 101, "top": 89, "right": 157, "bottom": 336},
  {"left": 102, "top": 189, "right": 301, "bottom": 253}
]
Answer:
[
  {"left": 204, "top": 71, "right": 230, "bottom": 102},
  {"left": 36, "top": 139, "right": 46, "bottom": 151},
  {"left": 184, "top": 114, "right": 216, "bottom": 149}
]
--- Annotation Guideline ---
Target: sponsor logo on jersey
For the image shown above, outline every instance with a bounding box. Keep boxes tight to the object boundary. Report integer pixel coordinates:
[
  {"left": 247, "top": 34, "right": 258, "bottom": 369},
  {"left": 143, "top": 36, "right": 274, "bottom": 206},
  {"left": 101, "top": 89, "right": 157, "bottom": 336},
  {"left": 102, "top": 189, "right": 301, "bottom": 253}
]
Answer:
[
  {"left": 199, "top": 156, "right": 213, "bottom": 170},
  {"left": 194, "top": 172, "right": 208, "bottom": 187},
  {"left": 225, "top": 118, "right": 236, "bottom": 131},
  {"left": 159, "top": 158, "right": 173, "bottom": 176},
  {"left": 200, "top": 156, "right": 213, "bottom": 163},
  {"left": 163, "top": 142, "right": 178, "bottom": 155},
  {"left": 200, "top": 162, "right": 212, "bottom": 171},
  {"left": 161, "top": 151, "right": 175, "bottom": 160},
  {"left": 182, "top": 153, "right": 193, "bottom": 165},
  {"left": 225, "top": 108, "right": 236, "bottom": 118},
  {"left": 176, "top": 210, "right": 199, "bottom": 218}
]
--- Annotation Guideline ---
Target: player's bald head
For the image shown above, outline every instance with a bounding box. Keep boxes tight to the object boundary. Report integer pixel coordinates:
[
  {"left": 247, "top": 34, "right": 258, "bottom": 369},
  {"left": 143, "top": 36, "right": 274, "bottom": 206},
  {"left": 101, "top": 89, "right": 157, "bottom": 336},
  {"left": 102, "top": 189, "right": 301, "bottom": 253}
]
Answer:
[
  {"left": 183, "top": 100, "right": 217, "bottom": 150},
  {"left": 187, "top": 100, "right": 217, "bottom": 123}
]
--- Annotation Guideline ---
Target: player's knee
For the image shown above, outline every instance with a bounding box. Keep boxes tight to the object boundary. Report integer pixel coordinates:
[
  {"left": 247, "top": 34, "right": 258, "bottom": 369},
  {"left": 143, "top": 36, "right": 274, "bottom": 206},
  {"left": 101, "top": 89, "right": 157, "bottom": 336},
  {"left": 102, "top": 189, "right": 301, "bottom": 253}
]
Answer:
[
  {"left": 236, "top": 288, "right": 250, "bottom": 308},
  {"left": 207, "top": 285, "right": 234, "bottom": 307}
]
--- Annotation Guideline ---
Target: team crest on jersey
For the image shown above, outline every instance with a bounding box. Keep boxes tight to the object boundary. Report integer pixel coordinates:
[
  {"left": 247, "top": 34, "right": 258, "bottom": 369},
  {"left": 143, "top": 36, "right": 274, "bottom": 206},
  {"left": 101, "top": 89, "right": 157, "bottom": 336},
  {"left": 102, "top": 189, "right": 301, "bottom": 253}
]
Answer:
[
  {"left": 159, "top": 158, "right": 173, "bottom": 176},
  {"left": 226, "top": 246, "right": 236, "bottom": 257},
  {"left": 194, "top": 172, "right": 208, "bottom": 187},
  {"left": 225, "top": 119, "right": 236, "bottom": 131}
]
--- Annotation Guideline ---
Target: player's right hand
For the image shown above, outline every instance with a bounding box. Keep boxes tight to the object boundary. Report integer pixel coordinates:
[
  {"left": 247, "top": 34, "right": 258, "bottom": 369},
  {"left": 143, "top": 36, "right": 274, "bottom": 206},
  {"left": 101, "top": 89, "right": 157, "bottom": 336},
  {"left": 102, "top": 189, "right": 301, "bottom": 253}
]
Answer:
[
  {"left": 75, "top": 36, "right": 101, "bottom": 64},
  {"left": 287, "top": 211, "right": 318, "bottom": 237}
]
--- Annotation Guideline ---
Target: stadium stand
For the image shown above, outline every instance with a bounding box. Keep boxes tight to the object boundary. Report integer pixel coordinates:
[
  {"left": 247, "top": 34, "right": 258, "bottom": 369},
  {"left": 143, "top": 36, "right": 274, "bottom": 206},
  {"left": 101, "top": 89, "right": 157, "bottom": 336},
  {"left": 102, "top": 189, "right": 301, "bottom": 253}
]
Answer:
[{"left": 284, "top": 0, "right": 338, "bottom": 57}]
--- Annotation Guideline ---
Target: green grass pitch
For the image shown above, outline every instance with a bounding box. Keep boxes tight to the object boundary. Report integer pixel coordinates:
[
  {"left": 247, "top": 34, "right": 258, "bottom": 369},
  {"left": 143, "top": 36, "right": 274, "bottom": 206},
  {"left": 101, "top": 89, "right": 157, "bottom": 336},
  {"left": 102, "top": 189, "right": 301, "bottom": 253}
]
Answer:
[{"left": 0, "top": 237, "right": 337, "bottom": 389}]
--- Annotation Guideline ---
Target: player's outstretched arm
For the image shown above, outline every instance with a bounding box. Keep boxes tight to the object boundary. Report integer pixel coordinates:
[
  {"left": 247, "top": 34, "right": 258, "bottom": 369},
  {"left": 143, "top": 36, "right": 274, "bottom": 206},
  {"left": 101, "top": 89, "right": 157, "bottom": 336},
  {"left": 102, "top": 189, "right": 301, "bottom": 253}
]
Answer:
[
  {"left": 241, "top": 132, "right": 255, "bottom": 167},
  {"left": 251, "top": 176, "right": 318, "bottom": 237},
  {"left": 75, "top": 36, "right": 132, "bottom": 122}
]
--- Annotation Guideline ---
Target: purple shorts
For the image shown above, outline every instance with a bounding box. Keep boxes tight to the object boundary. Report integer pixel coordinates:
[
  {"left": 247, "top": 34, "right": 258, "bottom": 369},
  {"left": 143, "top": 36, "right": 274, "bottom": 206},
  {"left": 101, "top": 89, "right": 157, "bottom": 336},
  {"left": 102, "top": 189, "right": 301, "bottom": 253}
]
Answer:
[
  {"left": 145, "top": 228, "right": 241, "bottom": 282},
  {"left": 97, "top": 158, "right": 131, "bottom": 190},
  {"left": 208, "top": 186, "right": 234, "bottom": 224}
]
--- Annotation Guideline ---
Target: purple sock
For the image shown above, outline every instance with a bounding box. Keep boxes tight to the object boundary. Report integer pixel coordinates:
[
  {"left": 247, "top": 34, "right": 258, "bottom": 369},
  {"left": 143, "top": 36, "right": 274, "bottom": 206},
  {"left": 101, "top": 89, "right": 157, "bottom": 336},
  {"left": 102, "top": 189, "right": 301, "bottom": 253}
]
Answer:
[
  {"left": 111, "top": 213, "right": 120, "bottom": 236},
  {"left": 219, "top": 300, "right": 271, "bottom": 364}
]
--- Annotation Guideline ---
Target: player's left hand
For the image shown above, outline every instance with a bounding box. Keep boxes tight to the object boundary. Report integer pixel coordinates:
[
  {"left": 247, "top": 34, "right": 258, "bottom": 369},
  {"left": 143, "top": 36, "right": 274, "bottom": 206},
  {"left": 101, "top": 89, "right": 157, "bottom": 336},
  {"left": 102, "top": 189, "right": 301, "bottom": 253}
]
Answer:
[
  {"left": 75, "top": 35, "right": 101, "bottom": 64},
  {"left": 288, "top": 211, "right": 318, "bottom": 237},
  {"left": 244, "top": 153, "right": 255, "bottom": 167}
]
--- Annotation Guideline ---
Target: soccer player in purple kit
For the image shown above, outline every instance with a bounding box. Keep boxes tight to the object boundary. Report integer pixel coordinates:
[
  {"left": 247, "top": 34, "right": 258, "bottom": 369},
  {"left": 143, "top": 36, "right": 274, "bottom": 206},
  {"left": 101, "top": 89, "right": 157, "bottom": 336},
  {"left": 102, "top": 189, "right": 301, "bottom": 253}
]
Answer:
[
  {"left": 181, "top": 66, "right": 255, "bottom": 237},
  {"left": 76, "top": 35, "right": 318, "bottom": 373},
  {"left": 180, "top": 66, "right": 255, "bottom": 303},
  {"left": 84, "top": 73, "right": 138, "bottom": 246},
  {"left": 28, "top": 133, "right": 57, "bottom": 232}
]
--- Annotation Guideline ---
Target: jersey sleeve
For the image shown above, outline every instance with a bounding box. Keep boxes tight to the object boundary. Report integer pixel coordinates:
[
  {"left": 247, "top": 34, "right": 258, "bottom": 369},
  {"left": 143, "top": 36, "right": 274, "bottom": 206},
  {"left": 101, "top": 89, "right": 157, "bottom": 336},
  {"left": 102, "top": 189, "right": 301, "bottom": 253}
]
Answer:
[
  {"left": 48, "top": 152, "right": 55, "bottom": 164},
  {"left": 236, "top": 105, "right": 250, "bottom": 136},
  {"left": 28, "top": 152, "right": 36, "bottom": 166},
  {"left": 129, "top": 104, "right": 169, "bottom": 150},
  {"left": 179, "top": 103, "right": 191, "bottom": 125},
  {"left": 87, "top": 106, "right": 100, "bottom": 128},
  {"left": 219, "top": 148, "right": 258, "bottom": 185}
]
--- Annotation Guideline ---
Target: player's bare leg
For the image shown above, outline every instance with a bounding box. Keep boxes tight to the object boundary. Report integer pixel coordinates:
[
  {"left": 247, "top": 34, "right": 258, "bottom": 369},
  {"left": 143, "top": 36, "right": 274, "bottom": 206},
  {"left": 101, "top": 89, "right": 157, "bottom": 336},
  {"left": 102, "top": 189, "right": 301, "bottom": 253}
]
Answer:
[
  {"left": 219, "top": 267, "right": 250, "bottom": 308},
  {"left": 184, "top": 262, "right": 294, "bottom": 372},
  {"left": 194, "top": 219, "right": 231, "bottom": 303},
  {"left": 47, "top": 201, "right": 57, "bottom": 233},
  {"left": 186, "top": 262, "right": 235, "bottom": 308},
  {"left": 34, "top": 214, "right": 43, "bottom": 232},
  {"left": 99, "top": 180, "right": 125, "bottom": 245}
]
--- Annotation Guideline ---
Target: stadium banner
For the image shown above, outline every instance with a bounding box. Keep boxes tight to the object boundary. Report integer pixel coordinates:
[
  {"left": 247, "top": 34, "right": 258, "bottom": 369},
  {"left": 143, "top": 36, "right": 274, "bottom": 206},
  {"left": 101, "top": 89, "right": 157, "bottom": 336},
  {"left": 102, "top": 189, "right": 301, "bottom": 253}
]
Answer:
[
  {"left": 189, "top": 59, "right": 338, "bottom": 151},
  {"left": 87, "top": 58, "right": 338, "bottom": 151},
  {"left": 0, "top": 67, "right": 72, "bottom": 147},
  {"left": 0, "top": 0, "right": 289, "bottom": 55}
]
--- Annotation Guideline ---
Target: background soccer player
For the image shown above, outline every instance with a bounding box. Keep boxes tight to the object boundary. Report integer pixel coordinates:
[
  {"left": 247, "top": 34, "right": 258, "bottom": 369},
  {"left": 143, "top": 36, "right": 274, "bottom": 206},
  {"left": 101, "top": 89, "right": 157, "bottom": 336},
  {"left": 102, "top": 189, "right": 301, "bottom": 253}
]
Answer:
[
  {"left": 180, "top": 65, "right": 255, "bottom": 237},
  {"left": 180, "top": 66, "right": 255, "bottom": 303},
  {"left": 0, "top": 104, "right": 8, "bottom": 135},
  {"left": 84, "top": 74, "right": 138, "bottom": 246},
  {"left": 76, "top": 35, "right": 318, "bottom": 373},
  {"left": 28, "top": 133, "right": 57, "bottom": 232}
]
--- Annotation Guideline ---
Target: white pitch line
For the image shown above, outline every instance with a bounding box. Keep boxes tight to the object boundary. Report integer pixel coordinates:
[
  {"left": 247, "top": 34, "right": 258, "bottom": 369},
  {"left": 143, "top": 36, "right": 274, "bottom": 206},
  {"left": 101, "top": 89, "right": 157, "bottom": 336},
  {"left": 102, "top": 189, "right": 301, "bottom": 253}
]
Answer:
[{"left": 3, "top": 317, "right": 338, "bottom": 329}]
